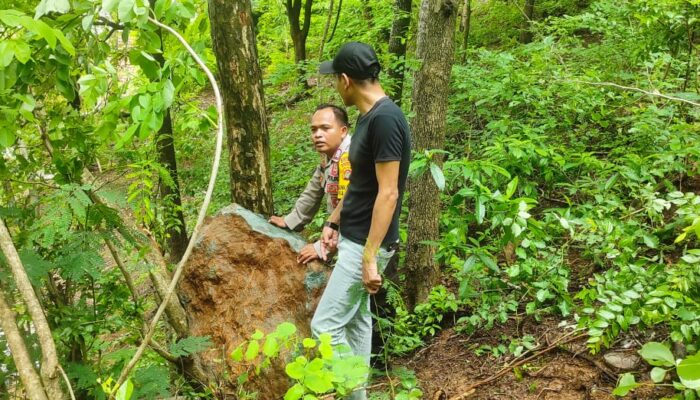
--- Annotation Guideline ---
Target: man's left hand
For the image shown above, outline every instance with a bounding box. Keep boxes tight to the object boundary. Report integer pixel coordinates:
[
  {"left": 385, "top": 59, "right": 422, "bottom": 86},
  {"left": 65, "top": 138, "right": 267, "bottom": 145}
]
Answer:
[
  {"left": 268, "top": 215, "right": 287, "bottom": 228},
  {"left": 362, "top": 255, "right": 382, "bottom": 294}
]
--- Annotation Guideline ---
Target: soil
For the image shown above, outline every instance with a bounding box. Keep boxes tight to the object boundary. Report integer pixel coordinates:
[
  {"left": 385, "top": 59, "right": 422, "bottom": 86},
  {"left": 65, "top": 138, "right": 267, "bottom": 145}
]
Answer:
[{"left": 389, "top": 316, "right": 674, "bottom": 400}]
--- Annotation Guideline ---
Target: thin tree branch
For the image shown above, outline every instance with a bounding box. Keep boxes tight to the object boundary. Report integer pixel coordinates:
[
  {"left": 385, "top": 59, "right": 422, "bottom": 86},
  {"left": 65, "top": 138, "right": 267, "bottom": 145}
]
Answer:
[
  {"left": 318, "top": 0, "right": 334, "bottom": 59},
  {"left": 105, "top": 238, "right": 140, "bottom": 307},
  {"left": 328, "top": 0, "right": 343, "bottom": 43},
  {"left": 58, "top": 366, "right": 77, "bottom": 400},
  {"left": 0, "top": 288, "right": 49, "bottom": 400},
  {"left": 570, "top": 79, "right": 700, "bottom": 107},
  {"left": 148, "top": 340, "right": 179, "bottom": 364},
  {"left": 4, "top": 179, "right": 59, "bottom": 189},
  {"left": 111, "top": 15, "right": 225, "bottom": 395},
  {"left": 0, "top": 219, "right": 66, "bottom": 399}
]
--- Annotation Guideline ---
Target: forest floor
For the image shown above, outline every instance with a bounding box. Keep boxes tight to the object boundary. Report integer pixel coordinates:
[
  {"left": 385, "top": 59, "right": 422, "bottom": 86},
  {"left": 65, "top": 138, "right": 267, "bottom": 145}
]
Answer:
[{"left": 384, "top": 316, "right": 675, "bottom": 400}]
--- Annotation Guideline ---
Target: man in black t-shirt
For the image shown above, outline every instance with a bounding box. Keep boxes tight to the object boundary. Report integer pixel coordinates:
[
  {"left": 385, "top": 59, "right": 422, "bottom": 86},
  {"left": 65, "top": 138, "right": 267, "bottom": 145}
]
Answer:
[{"left": 310, "top": 42, "right": 411, "bottom": 400}]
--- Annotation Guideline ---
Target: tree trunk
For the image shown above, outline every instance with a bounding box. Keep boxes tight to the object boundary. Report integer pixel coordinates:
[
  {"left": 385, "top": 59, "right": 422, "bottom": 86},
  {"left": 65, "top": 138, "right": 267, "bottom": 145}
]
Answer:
[
  {"left": 208, "top": 0, "right": 274, "bottom": 215},
  {"left": 285, "top": 0, "right": 313, "bottom": 71},
  {"left": 0, "top": 219, "right": 66, "bottom": 400},
  {"left": 150, "top": 3, "right": 189, "bottom": 263},
  {"left": 386, "top": 0, "right": 412, "bottom": 105},
  {"left": 406, "top": 0, "right": 458, "bottom": 310},
  {"left": 460, "top": 0, "right": 472, "bottom": 62},
  {"left": 318, "top": 0, "right": 335, "bottom": 59},
  {"left": 0, "top": 289, "right": 49, "bottom": 400},
  {"left": 361, "top": 0, "right": 373, "bottom": 27},
  {"left": 519, "top": 0, "right": 535, "bottom": 44},
  {"left": 156, "top": 107, "right": 189, "bottom": 262}
]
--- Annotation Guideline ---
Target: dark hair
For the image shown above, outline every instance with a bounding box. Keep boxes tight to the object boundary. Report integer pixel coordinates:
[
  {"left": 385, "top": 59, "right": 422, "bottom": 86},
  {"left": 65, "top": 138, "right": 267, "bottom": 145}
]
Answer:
[
  {"left": 335, "top": 71, "right": 380, "bottom": 87},
  {"left": 315, "top": 103, "right": 350, "bottom": 127}
]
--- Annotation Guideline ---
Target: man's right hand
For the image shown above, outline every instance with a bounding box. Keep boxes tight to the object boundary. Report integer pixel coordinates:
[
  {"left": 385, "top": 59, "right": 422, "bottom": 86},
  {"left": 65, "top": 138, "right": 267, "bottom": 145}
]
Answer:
[
  {"left": 319, "top": 225, "right": 339, "bottom": 261},
  {"left": 297, "top": 244, "right": 320, "bottom": 264},
  {"left": 268, "top": 215, "right": 287, "bottom": 228}
]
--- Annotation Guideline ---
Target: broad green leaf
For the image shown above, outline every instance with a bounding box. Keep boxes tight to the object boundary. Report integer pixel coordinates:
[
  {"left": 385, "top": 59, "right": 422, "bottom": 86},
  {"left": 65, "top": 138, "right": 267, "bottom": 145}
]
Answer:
[
  {"left": 650, "top": 367, "right": 667, "bottom": 383},
  {"left": 22, "top": 18, "right": 57, "bottom": 48},
  {"left": 477, "top": 253, "right": 498, "bottom": 272},
  {"left": 475, "top": 197, "right": 485, "bottom": 224},
  {"left": 284, "top": 383, "right": 304, "bottom": 400},
  {"left": 162, "top": 79, "right": 174, "bottom": 109},
  {"left": 318, "top": 340, "right": 333, "bottom": 360},
  {"left": 638, "top": 342, "right": 675, "bottom": 367},
  {"left": 429, "top": 163, "right": 445, "bottom": 191},
  {"left": 0, "top": 9, "right": 25, "bottom": 26},
  {"left": 598, "top": 309, "right": 615, "bottom": 321},
  {"left": 511, "top": 222, "right": 522, "bottom": 237},
  {"left": 642, "top": 234, "right": 658, "bottom": 249},
  {"left": 251, "top": 329, "right": 264, "bottom": 340},
  {"left": 0, "top": 41, "right": 14, "bottom": 67},
  {"left": 275, "top": 322, "right": 297, "bottom": 338},
  {"left": 53, "top": 29, "right": 75, "bottom": 55},
  {"left": 304, "top": 371, "right": 333, "bottom": 394},
  {"left": 244, "top": 340, "right": 259, "bottom": 361},
  {"left": 505, "top": 176, "right": 518, "bottom": 199},
  {"left": 116, "top": 124, "right": 139, "bottom": 149},
  {"left": 262, "top": 336, "right": 279, "bottom": 357},
  {"left": 35, "top": 0, "right": 70, "bottom": 18},
  {"left": 102, "top": 0, "right": 119, "bottom": 13},
  {"left": 612, "top": 373, "right": 637, "bottom": 396},
  {"left": 10, "top": 40, "right": 31, "bottom": 64},
  {"left": 118, "top": 0, "right": 135, "bottom": 22},
  {"left": 302, "top": 338, "right": 316, "bottom": 348},
  {"left": 230, "top": 345, "right": 243, "bottom": 362},
  {"left": 677, "top": 352, "right": 700, "bottom": 390},
  {"left": 285, "top": 360, "right": 305, "bottom": 380},
  {"left": 115, "top": 379, "right": 133, "bottom": 400}
]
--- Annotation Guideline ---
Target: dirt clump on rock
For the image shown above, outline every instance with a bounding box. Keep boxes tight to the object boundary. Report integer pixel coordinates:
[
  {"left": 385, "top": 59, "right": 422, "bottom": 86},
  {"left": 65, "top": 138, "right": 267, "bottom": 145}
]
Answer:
[{"left": 179, "top": 205, "right": 328, "bottom": 398}]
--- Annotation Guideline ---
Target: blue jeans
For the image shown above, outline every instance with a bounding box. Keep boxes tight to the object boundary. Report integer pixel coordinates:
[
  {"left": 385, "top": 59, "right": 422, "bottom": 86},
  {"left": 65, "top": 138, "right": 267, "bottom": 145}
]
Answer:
[{"left": 310, "top": 235, "right": 395, "bottom": 400}]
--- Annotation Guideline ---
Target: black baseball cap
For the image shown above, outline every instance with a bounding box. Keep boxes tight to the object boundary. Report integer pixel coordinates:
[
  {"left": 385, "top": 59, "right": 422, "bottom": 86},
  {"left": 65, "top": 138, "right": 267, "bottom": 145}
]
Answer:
[{"left": 319, "top": 42, "right": 381, "bottom": 80}]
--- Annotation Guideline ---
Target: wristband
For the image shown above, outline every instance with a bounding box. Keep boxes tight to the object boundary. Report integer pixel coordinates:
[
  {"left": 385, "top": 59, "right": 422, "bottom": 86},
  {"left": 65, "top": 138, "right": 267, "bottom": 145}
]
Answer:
[{"left": 324, "top": 221, "right": 339, "bottom": 231}]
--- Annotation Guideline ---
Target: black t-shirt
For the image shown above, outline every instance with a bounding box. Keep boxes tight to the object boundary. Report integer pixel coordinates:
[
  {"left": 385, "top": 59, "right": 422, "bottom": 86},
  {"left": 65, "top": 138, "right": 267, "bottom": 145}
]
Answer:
[{"left": 340, "top": 97, "right": 411, "bottom": 248}]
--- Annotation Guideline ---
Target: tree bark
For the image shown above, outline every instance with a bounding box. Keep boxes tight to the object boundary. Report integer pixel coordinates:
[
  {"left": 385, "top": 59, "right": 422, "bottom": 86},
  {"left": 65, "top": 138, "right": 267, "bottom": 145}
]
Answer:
[
  {"left": 0, "top": 289, "right": 49, "bottom": 400},
  {"left": 151, "top": 19, "right": 189, "bottom": 263},
  {"left": 519, "top": 0, "right": 535, "bottom": 44},
  {"left": 208, "top": 0, "right": 274, "bottom": 215},
  {"left": 318, "top": 0, "right": 335, "bottom": 59},
  {"left": 386, "top": 0, "right": 412, "bottom": 105},
  {"left": 156, "top": 108, "right": 189, "bottom": 262},
  {"left": 0, "top": 219, "right": 66, "bottom": 400},
  {"left": 406, "top": 0, "right": 458, "bottom": 309},
  {"left": 285, "top": 0, "right": 313, "bottom": 64},
  {"left": 460, "top": 0, "right": 472, "bottom": 62},
  {"left": 361, "top": 0, "right": 374, "bottom": 28}
]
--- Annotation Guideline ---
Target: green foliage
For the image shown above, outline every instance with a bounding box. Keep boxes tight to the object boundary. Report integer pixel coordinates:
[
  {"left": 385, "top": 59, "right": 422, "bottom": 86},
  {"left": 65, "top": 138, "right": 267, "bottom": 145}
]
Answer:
[
  {"left": 132, "top": 365, "right": 171, "bottom": 399},
  {"left": 379, "top": 285, "right": 458, "bottom": 355},
  {"left": 169, "top": 336, "right": 213, "bottom": 358},
  {"left": 3, "top": 0, "right": 700, "bottom": 396},
  {"left": 229, "top": 322, "right": 375, "bottom": 399},
  {"left": 613, "top": 342, "right": 700, "bottom": 397}
]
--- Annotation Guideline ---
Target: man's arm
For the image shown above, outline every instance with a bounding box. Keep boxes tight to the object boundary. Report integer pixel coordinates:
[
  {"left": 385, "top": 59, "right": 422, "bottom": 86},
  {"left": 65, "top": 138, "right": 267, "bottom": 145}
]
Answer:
[
  {"left": 319, "top": 197, "right": 343, "bottom": 260},
  {"left": 270, "top": 166, "right": 325, "bottom": 230},
  {"left": 362, "top": 161, "right": 400, "bottom": 293}
]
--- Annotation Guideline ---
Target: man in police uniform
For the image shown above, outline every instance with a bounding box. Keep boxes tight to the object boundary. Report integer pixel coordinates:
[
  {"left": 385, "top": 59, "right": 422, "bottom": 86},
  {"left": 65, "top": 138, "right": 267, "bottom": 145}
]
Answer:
[{"left": 269, "top": 104, "right": 352, "bottom": 264}]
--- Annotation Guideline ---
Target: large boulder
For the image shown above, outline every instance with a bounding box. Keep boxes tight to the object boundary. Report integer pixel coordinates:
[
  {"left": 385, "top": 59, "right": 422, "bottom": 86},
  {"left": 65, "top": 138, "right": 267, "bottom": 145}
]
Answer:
[{"left": 179, "top": 204, "right": 329, "bottom": 397}]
